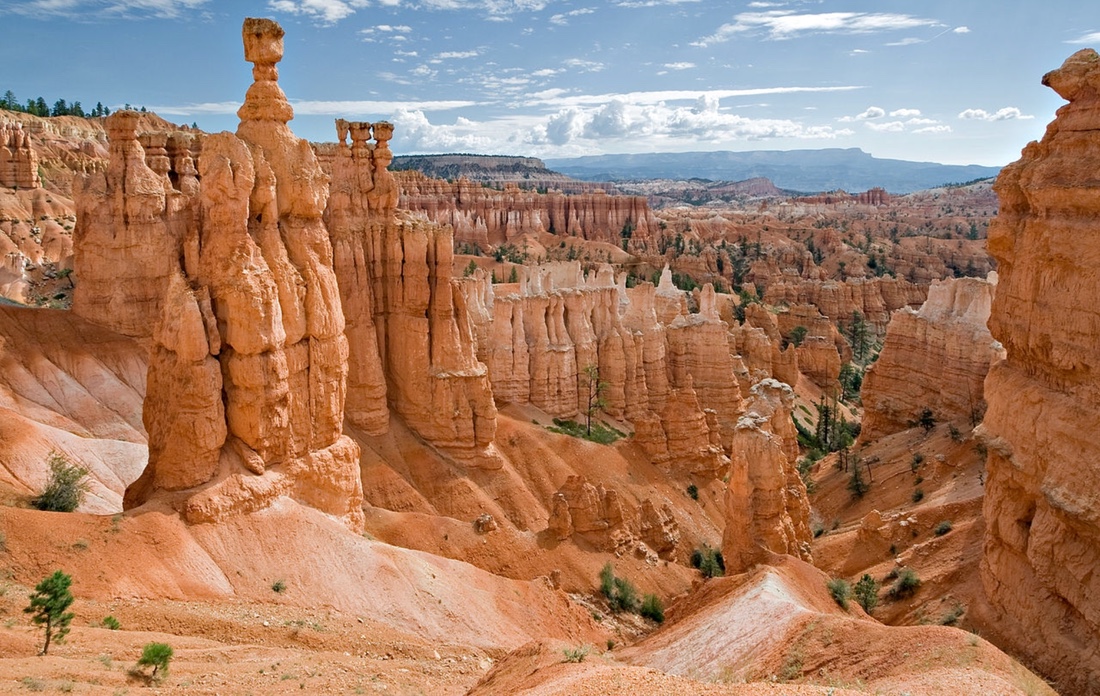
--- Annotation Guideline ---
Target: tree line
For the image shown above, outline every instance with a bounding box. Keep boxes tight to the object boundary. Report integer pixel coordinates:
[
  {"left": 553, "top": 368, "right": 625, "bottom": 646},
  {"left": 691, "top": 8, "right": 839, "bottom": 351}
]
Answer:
[{"left": 0, "top": 90, "right": 146, "bottom": 118}]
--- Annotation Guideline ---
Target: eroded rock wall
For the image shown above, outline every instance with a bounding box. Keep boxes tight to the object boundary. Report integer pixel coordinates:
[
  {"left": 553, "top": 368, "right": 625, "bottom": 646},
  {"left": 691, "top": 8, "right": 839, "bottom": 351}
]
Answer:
[
  {"left": 979, "top": 49, "right": 1100, "bottom": 694},
  {"left": 398, "top": 171, "right": 656, "bottom": 249},
  {"left": 860, "top": 275, "right": 1002, "bottom": 440},
  {"left": 0, "top": 121, "right": 40, "bottom": 189}
]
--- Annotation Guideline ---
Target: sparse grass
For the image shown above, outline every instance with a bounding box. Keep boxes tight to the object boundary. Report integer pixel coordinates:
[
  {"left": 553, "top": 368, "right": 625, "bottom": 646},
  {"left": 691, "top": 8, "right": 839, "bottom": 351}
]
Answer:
[
  {"left": 889, "top": 568, "right": 921, "bottom": 599},
  {"left": 562, "top": 645, "right": 590, "bottom": 663},
  {"left": 941, "top": 604, "right": 965, "bottom": 625},
  {"left": 21, "top": 677, "right": 46, "bottom": 691},
  {"left": 546, "top": 418, "right": 624, "bottom": 445},
  {"left": 935, "top": 520, "right": 953, "bottom": 536},
  {"left": 71, "top": 539, "right": 89, "bottom": 551},
  {"left": 640, "top": 593, "right": 665, "bottom": 623},
  {"left": 827, "top": 578, "right": 851, "bottom": 610},
  {"left": 101, "top": 615, "right": 120, "bottom": 630},
  {"left": 912, "top": 488, "right": 925, "bottom": 503},
  {"left": 272, "top": 579, "right": 287, "bottom": 593},
  {"left": 910, "top": 452, "right": 924, "bottom": 472}
]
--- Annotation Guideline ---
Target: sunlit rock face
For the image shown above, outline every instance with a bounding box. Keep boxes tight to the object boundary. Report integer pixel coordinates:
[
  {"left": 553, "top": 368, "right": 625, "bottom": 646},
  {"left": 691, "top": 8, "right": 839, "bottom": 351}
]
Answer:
[{"left": 979, "top": 48, "right": 1100, "bottom": 694}]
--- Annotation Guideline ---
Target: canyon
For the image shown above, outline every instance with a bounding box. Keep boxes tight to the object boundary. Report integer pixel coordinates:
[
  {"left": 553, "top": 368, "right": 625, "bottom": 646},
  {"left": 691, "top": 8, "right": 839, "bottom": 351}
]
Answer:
[{"left": 0, "top": 17, "right": 1094, "bottom": 696}]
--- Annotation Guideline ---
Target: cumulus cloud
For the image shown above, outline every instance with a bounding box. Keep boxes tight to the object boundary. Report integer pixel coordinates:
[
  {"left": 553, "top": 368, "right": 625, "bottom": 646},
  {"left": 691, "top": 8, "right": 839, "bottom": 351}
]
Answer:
[
  {"left": 692, "top": 11, "right": 940, "bottom": 46},
  {"left": 839, "top": 106, "right": 884, "bottom": 122},
  {"left": 958, "top": 107, "right": 1033, "bottom": 121},
  {"left": 267, "top": 0, "right": 369, "bottom": 24},
  {"left": 616, "top": 0, "right": 699, "bottom": 7},
  {"left": 889, "top": 108, "right": 920, "bottom": 117},
  {"left": 663, "top": 62, "right": 696, "bottom": 70},
  {"left": 360, "top": 24, "right": 412, "bottom": 41},
  {"left": 562, "top": 58, "right": 606, "bottom": 72},
  {"left": 7, "top": 0, "right": 208, "bottom": 18},
  {"left": 953, "top": 26, "right": 970, "bottom": 33},
  {"left": 435, "top": 50, "right": 480, "bottom": 59}
]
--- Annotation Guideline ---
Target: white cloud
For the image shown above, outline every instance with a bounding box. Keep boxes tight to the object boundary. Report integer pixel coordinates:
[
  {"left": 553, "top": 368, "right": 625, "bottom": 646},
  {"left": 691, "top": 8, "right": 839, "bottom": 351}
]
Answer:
[
  {"left": 1067, "top": 31, "right": 1100, "bottom": 44},
  {"left": 436, "top": 50, "right": 480, "bottom": 59},
  {"left": 267, "top": 0, "right": 369, "bottom": 23},
  {"left": 885, "top": 37, "right": 924, "bottom": 46},
  {"left": 953, "top": 26, "right": 970, "bottom": 34},
  {"left": 914, "top": 125, "right": 952, "bottom": 134},
  {"left": 889, "top": 108, "right": 920, "bottom": 117},
  {"left": 562, "top": 58, "right": 606, "bottom": 72},
  {"left": 531, "top": 68, "right": 563, "bottom": 77},
  {"left": 550, "top": 7, "right": 594, "bottom": 25},
  {"left": 663, "top": 62, "right": 696, "bottom": 70},
  {"left": 866, "top": 120, "right": 905, "bottom": 132},
  {"left": 616, "top": 0, "right": 699, "bottom": 7},
  {"left": 958, "top": 107, "right": 1033, "bottom": 121},
  {"left": 525, "top": 85, "right": 862, "bottom": 109},
  {"left": 8, "top": 0, "right": 208, "bottom": 18},
  {"left": 692, "top": 11, "right": 940, "bottom": 46},
  {"left": 840, "top": 106, "right": 884, "bottom": 122}
]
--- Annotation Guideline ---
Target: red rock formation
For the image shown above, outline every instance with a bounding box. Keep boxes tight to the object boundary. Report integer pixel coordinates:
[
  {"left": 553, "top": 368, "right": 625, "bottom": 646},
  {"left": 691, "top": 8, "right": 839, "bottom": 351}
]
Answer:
[
  {"left": 979, "top": 49, "right": 1100, "bottom": 693},
  {"left": 398, "top": 171, "right": 656, "bottom": 249},
  {"left": 71, "top": 111, "right": 186, "bottom": 337},
  {"left": 0, "top": 121, "right": 40, "bottom": 189},
  {"left": 764, "top": 277, "right": 926, "bottom": 333},
  {"left": 78, "top": 19, "right": 366, "bottom": 531},
  {"left": 325, "top": 120, "right": 499, "bottom": 465},
  {"left": 860, "top": 275, "right": 1002, "bottom": 440},
  {"left": 723, "top": 379, "right": 812, "bottom": 571}
]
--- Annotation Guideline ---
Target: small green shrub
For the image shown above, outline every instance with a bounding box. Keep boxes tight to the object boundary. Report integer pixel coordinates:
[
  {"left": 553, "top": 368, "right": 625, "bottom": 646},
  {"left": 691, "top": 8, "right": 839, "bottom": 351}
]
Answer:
[
  {"left": 910, "top": 452, "right": 924, "bottom": 472},
  {"left": 847, "top": 464, "right": 869, "bottom": 498},
  {"left": 32, "top": 452, "right": 89, "bottom": 512},
  {"left": 889, "top": 568, "right": 921, "bottom": 599},
  {"left": 640, "top": 594, "right": 665, "bottom": 623},
  {"left": 686, "top": 484, "right": 699, "bottom": 500},
  {"left": 918, "top": 408, "right": 936, "bottom": 432},
  {"left": 934, "top": 520, "right": 953, "bottom": 536},
  {"left": 136, "top": 642, "right": 173, "bottom": 679},
  {"left": 562, "top": 645, "right": 589, "bottom": 663},
  {"left": 948, "top": 424, "right": 962, "bottom": 441},
  {"left": 912, "top": 488, "right": 925, "bottom": 503},
  {"left": 853, "top": 574, "right": 879, "bottom": 614},
  {"left": 101, "top": 615, "right": 121, "bottom": 630},
  {"left": 690, "top": 544, "right": 725, "bottom": 578},
  {"left": 598, "top": 563, "right": 639, "bottom": 613},
  {"left": 827, "top": 578, "right": 851, "bottom": 610},
  {"left": 272, "top": 579, "right": 286, "bottom": 593}
]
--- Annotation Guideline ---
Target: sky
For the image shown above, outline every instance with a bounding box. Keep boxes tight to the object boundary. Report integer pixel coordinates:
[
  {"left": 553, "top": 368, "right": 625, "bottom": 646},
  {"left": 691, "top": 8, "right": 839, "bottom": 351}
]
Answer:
[{"left": 2, "top": 0, "right": 1098, "bottom": 166}]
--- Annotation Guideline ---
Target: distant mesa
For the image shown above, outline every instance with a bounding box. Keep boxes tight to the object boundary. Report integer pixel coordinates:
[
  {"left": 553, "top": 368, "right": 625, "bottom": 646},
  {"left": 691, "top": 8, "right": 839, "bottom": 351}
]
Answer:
[{"left": 545, "top": 148, "right": 1001, "bottom": 195}]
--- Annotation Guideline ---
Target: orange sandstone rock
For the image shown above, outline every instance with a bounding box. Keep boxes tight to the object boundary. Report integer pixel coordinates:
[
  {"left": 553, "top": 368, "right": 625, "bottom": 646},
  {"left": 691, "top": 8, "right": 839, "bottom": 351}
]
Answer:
[
  {"left": 860, "top": 275, "right": 1002, "bottom": 440},
  {"left": 979, "top": 48, "right": 1100, "bottom": 694}
]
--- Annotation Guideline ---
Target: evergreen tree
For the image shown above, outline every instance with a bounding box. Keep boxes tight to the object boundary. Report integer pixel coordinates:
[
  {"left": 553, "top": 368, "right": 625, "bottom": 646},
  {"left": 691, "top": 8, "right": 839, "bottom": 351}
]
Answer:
[
  {"left": 1, "top": 90, "right": 16, "bottom": 111},
  {"left": 51, "top": 98, "right": 68, "bottom": 116},
  {"left": 24, "top": 570, "right": 75, "bottom": 656}
]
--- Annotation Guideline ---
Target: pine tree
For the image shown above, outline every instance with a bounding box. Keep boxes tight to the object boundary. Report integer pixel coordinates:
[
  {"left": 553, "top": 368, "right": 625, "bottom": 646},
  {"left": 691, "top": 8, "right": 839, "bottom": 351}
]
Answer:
[{"left": 24, "top": 571, "right": 75, "bottom": 655}]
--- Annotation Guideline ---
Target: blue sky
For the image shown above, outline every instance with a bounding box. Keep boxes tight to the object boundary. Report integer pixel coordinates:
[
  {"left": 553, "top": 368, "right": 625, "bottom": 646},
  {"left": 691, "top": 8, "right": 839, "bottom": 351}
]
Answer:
[{"left": 2, "top": 0, "right": 1098, "bottom": 166}]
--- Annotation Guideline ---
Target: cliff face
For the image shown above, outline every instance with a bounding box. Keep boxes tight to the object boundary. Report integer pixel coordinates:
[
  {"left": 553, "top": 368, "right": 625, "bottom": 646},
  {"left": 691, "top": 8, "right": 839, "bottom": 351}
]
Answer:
[
  {"left": 0, "top": 121, "right": 40, "bottom": 189},
  {"left": 860, "top": 275, "right": 1002, "bottom": 440},
  {"left": 397, "top": 171, "right": 656, "bottom": 249},
  {"left": 979, "top": 49, "right": 1100, "bottom": 694},
  {"left": 763, "top": 277, "right": 926, "bottom": 333}
]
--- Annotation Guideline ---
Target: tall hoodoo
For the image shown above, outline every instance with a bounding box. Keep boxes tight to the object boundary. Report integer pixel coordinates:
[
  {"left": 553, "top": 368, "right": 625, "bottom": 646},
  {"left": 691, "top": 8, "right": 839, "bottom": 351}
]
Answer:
[
  {"left": 979, "top": 48, "right": 1100, "bottom": 693},
  {"left": 119, "top": 18, "right": 365, "bottom": 530},
  {"left": 0, "top": 120, "right": 41, "bottom": 189}
]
